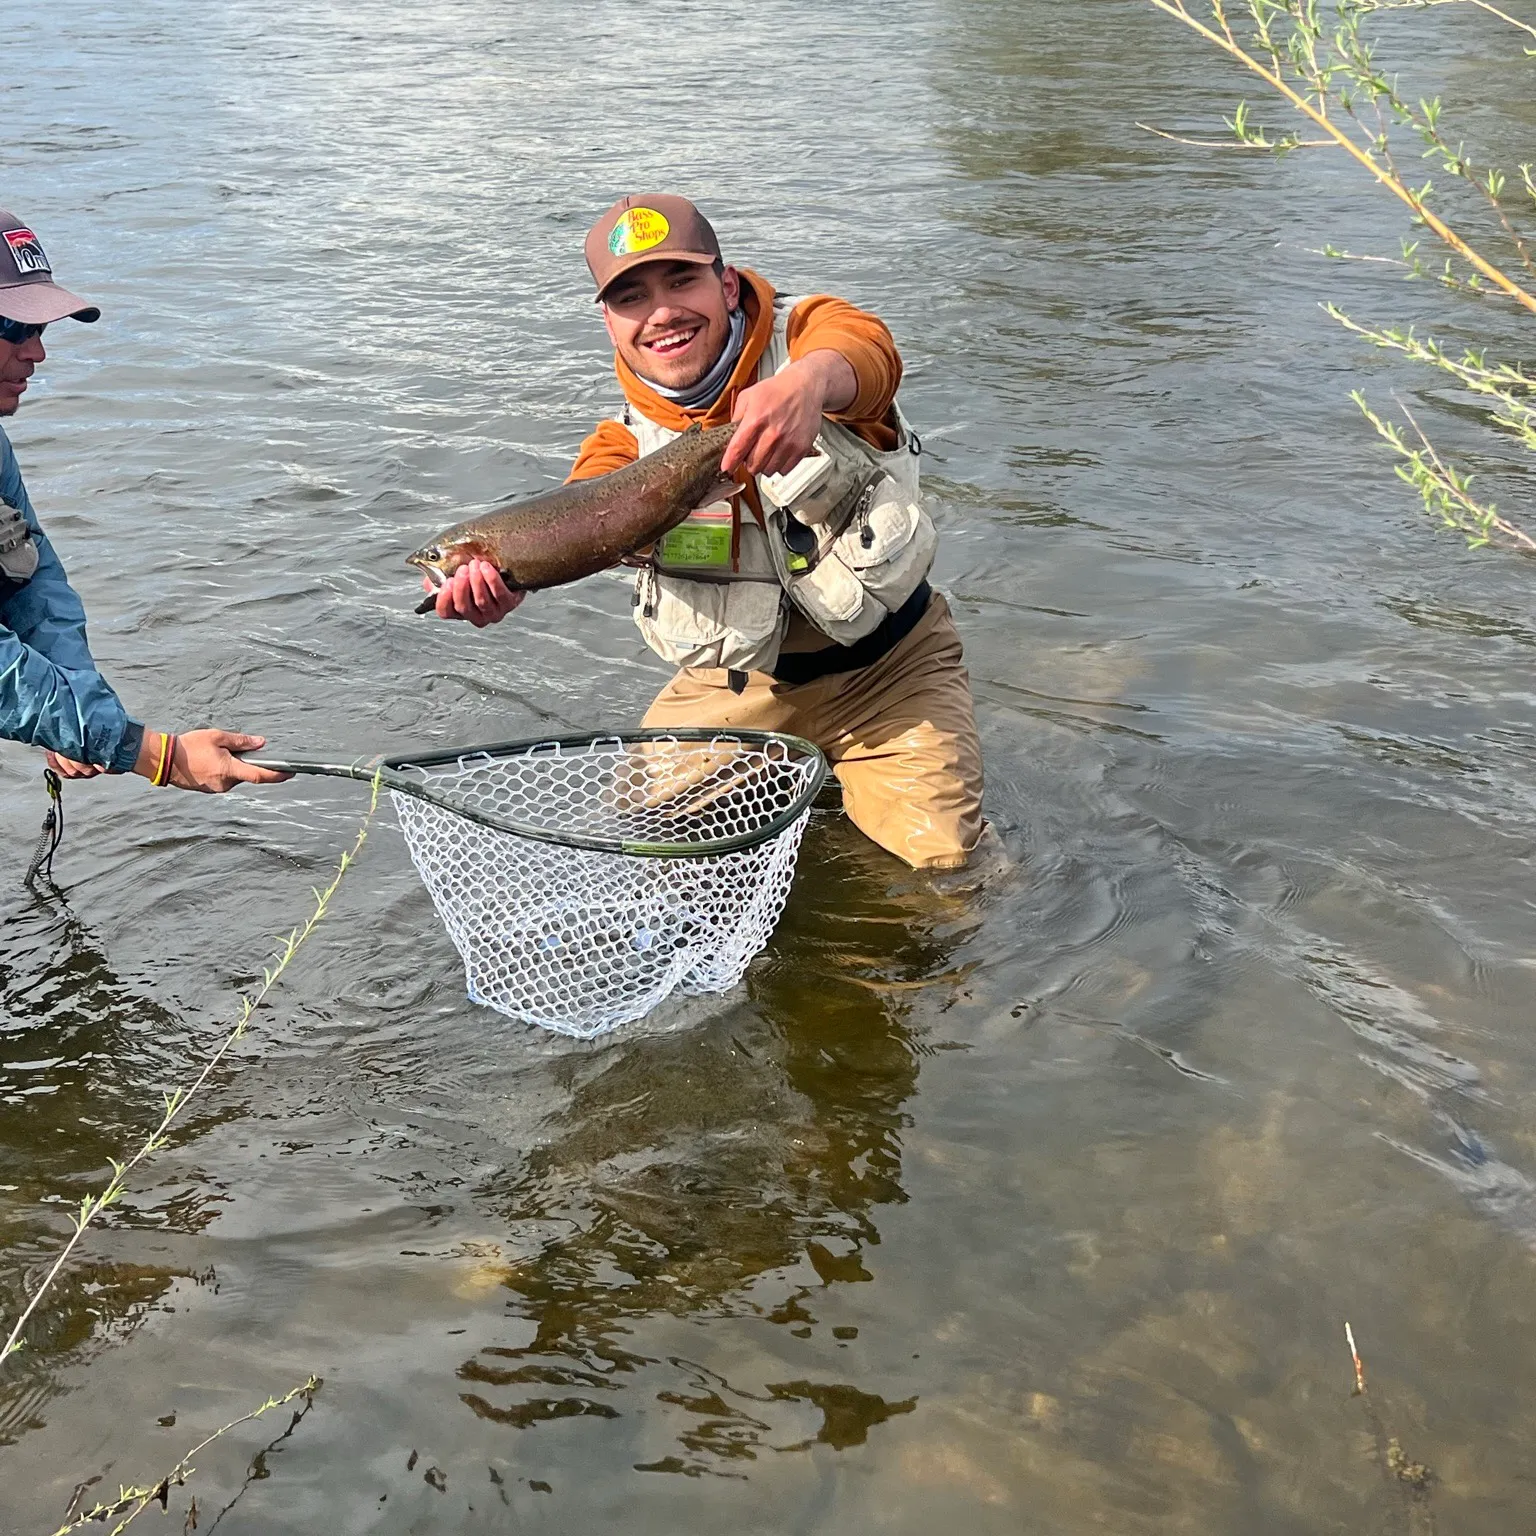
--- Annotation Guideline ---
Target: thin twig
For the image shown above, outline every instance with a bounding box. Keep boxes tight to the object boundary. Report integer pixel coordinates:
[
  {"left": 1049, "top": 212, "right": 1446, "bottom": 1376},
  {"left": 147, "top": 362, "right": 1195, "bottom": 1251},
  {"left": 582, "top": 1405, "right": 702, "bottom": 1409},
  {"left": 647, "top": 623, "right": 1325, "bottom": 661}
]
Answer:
[
  {"left": 1134, "top": 120, "right": 1331, "bottom": 147},
  {"left": 1345, "top": 1320, "right": 1366, "bottom": 1395},
  {"left": 1395, "top": 395, "right": 1536, "bottom": 548},
  {"left": 1463, "top": 0, "right": 1536, "bottom": 36},
  {"left": 204, "top": 1385, "right": 318, "bottom": 1533},
  {"left": 48, "top": 1378, "right": 320, "bottom": 1536},
  {"left": 1330, "top": 307, "right": 1536, "bottom": 447},
  {"left": 1306, "top": 245, "right": 1407, "bottom": 263},
  {"left": 1355, "top": 0, "right": 1536, "bottom": 40},
  {"left": 2, "top": 773, "right": 382, "bottom": 1368}
]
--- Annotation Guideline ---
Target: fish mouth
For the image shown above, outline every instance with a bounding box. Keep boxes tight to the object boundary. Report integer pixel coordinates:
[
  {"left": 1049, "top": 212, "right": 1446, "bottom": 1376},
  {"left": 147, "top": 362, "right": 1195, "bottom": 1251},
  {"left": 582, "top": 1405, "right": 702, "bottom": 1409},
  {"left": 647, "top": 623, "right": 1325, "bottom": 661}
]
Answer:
[
  {"left": 407, "top": 551, "right": 449, "bottom": 614},
  {"left": 406, "top": 551, "right": 447, "bottom": 586}
]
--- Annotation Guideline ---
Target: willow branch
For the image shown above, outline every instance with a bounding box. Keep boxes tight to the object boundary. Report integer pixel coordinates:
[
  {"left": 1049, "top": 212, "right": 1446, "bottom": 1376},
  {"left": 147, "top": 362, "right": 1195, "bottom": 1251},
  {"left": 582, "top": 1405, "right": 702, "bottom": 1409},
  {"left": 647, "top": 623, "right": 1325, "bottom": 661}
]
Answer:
[
  {"left": 1147, "top": 0, "right": 1536, "bottom": 313},
  {"left": 1463, "top": 0, "right": 1536, "bottom": 37},
  {"left": 1355, "top": 0, "right": 1536, "bottom": 41},
  {"left": 1395, "top": 396, "right": 1536, "bottom": 548}
]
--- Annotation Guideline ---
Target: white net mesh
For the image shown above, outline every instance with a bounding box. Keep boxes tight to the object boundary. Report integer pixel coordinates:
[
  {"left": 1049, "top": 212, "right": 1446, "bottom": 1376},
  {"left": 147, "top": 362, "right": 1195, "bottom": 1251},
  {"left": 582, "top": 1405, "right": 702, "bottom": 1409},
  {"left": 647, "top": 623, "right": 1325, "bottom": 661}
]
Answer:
[{"left": 389, "top": 734, "right": 821, "bottom": 1038}]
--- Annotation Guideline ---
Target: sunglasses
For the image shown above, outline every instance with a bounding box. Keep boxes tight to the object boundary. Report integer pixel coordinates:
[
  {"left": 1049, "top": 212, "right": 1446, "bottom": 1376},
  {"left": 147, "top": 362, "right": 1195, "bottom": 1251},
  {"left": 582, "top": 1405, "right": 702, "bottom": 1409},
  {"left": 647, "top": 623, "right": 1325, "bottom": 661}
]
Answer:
[{"left": 0, "top": 318, "right": 46, "bottom": 346}]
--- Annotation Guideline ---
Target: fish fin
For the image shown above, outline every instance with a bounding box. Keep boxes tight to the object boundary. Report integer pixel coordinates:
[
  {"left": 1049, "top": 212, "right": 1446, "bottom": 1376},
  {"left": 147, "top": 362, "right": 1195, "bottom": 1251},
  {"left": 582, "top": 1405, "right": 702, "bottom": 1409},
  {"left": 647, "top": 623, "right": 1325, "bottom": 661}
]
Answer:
[
  {"left": 693, "top": 477, "right": 741, "bottom": 508},
  {"left": 414, "top": 593, "right": 439, "bottom": 615}
]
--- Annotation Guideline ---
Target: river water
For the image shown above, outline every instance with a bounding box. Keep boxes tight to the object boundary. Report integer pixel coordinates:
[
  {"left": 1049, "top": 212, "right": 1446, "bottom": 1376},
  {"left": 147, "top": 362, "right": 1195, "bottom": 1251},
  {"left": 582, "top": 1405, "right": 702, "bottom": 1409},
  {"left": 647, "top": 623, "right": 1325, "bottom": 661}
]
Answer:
[{"left": 4, "top": 0, "right": 1536, "bottom": 1530}]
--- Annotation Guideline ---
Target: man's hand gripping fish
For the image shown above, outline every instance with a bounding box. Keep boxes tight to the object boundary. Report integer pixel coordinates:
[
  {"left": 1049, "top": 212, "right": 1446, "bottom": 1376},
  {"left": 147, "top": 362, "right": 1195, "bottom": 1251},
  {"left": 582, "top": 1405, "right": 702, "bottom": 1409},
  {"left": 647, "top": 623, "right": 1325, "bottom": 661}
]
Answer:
[{"left": 407, "top": 422, "right": 739, "bottom": 611}]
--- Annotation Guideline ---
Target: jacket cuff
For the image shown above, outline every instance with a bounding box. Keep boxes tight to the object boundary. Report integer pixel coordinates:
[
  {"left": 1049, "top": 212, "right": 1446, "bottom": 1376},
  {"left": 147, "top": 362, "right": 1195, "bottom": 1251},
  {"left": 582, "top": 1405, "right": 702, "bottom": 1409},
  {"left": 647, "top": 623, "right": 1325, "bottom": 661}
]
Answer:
[{"left": 109, "top": 720, "right": 145, "bottom": 775}]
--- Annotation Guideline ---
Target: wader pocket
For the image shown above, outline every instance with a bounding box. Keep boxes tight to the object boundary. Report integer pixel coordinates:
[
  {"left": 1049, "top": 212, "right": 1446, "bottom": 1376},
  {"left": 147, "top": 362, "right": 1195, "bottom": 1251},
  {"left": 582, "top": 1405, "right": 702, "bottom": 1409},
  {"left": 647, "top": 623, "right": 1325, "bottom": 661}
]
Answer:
[{"left": 634, "top": 566, "right": 786, "bottom": 674}]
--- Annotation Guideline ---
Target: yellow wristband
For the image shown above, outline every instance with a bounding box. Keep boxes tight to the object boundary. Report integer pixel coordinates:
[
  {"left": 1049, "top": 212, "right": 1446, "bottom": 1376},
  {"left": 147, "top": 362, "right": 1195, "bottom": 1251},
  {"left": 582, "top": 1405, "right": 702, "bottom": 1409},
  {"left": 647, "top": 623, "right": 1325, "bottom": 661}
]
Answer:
[{"left": 152, "top": 732, "right": 175, "bottom": 788}]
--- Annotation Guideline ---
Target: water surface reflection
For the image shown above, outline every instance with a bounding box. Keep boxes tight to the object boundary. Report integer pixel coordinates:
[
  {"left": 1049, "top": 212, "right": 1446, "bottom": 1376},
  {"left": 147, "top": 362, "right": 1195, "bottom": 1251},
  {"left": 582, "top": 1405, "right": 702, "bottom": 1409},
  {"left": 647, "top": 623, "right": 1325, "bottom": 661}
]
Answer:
[{"left": 449, "top": 824, "right": 973, "bottom": 1473}]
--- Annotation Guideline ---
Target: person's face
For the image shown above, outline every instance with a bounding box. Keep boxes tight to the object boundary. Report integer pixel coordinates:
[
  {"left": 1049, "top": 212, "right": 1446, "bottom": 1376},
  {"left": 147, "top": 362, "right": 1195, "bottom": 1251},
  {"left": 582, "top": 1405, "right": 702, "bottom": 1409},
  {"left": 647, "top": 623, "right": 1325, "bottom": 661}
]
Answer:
[
  {"left": 0, "top": 326, "right": 46, "bottom": 417},
  {"left": 601, "top": 260, "right": 740, "bottom": 391}
]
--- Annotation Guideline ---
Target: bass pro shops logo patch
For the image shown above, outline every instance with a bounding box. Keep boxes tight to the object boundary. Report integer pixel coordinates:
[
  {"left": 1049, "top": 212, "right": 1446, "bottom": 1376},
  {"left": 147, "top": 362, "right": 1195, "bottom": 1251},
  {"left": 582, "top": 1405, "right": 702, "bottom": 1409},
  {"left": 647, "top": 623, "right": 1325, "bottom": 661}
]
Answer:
[
  {"left": 608, "top": 207, "right": 670, "bottom": 257},
  {"left": 3, "top": 229, "right": 51, "bottom": 277}
]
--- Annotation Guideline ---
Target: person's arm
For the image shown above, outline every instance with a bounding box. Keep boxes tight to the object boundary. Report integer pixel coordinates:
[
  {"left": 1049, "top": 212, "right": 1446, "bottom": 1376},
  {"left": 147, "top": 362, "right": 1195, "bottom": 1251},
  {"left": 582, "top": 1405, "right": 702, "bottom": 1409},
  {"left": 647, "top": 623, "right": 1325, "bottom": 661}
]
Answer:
[
  {"left": 721, "top": 294, "right": 902, "bottom": 479},
  {"left": 0, "top": 626, "right": 139, "bottom": 768},
  {"left": 48, "top": 727, "right": 288, "bottom": 791},
  {"left": 0, "top": 450, "right": 285, "bottom": 789},
  {"left": 0, "top": 571, "right": 145, "bottom": 774},
  {"left": 426, "top": 420, "right": 641, "bottom": 625},
  {"left": 786, "top": 294, "right": 902, "bottom": 424},
  {"left": 0, "top": 603, "right": 289, "bottom": 790}
]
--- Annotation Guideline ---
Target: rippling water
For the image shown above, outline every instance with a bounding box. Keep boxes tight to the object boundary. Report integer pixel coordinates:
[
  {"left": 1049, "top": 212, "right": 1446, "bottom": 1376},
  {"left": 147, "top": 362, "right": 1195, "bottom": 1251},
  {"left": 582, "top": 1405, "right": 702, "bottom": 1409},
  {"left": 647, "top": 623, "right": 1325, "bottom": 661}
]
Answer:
[{"left": 5, "top": 0, "right": 1536, "bottom": 1529}]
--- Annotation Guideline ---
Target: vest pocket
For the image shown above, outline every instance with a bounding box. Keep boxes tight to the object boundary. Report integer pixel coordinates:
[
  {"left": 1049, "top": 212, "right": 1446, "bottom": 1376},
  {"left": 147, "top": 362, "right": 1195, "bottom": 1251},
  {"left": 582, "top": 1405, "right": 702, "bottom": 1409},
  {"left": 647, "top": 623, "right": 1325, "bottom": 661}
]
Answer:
[
  {"left": 633, "top": 566, "right": 787, "bottom": 673},
  {"left": 836, "top": 479, "right": 938, "bottom": 609},
  {"left": 788, "top": 553, "right": 868, "bottom": 632},
  {"left": 782, "top": 472, "right": 936, "bottom": 644}
]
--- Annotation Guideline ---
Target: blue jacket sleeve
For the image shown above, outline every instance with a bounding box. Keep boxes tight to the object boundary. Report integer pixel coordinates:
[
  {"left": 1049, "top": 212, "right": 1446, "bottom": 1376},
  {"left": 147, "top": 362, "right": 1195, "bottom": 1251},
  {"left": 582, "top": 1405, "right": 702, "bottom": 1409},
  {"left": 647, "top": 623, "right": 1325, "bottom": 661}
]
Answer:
[{"left": 0, "top": 429, "right": 144, "bottom": 772}]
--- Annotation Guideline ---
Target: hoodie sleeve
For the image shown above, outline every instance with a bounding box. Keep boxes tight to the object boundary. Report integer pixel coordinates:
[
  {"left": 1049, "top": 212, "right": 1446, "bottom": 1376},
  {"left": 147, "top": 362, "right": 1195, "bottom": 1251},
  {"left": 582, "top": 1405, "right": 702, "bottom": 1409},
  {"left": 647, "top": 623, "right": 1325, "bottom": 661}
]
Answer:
[
  {"left": 0, "top": 432, "right": 143, "bottom": 772},
  {"left": 566, "top": 418, "right": 640, "bottom": 483},
  {"left": 786, "top": 294, "right": 903, "bottom": 442}
]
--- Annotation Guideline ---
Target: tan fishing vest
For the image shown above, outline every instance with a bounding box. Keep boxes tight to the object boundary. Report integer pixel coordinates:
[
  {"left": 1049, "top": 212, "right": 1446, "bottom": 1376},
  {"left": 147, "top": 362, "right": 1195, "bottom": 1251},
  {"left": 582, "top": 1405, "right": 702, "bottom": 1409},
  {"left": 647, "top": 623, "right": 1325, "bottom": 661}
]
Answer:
[{"left": 624, "top": 297, "right": 936, "bottom": 674}]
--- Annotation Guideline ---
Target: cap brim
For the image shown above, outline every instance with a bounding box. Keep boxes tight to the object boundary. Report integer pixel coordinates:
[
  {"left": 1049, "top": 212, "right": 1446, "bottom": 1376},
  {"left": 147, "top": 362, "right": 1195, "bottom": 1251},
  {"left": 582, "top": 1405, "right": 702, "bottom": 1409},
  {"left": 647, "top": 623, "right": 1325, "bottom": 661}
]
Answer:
[
  {"left": 0, "top": 281, "right": 99, "bottom": 325},
  {"left": 594, "top": 249, "right": 716, "bottom": 303}
]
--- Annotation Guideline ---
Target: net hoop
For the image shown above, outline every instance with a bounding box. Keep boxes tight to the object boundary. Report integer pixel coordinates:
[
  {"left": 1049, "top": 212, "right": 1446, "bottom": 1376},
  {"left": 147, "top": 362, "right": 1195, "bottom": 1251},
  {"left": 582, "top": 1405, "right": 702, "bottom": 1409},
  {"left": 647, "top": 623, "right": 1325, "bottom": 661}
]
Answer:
[{"left": 254, "top": 729, "right": 827, "bottom": 858}]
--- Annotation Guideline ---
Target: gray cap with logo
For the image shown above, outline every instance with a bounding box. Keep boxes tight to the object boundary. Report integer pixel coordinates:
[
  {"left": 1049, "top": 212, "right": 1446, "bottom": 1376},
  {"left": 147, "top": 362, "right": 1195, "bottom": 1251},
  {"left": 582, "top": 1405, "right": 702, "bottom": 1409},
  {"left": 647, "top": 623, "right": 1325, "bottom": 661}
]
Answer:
[{"left": 0, "top": 212, "right": 99, "bottom": 325}]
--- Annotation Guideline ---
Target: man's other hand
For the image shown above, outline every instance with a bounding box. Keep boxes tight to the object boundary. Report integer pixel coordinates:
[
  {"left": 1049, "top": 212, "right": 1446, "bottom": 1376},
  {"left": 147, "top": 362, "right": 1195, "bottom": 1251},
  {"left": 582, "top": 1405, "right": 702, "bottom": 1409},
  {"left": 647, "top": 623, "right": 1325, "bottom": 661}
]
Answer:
[
  {"left": 129, "top": 730, "right": 292, "bottom": 793},
  {"left": 424, "top": 559, "right": 526, "bottom": 626},
  {"left": 45, "top": 751, "right": 107, "bottom": 779},
  {"left": 722, "top": 349, "right": 859, "bottom": 480},
  {"left": 172, "top": 731, "right": 292, "bottom": 793}
]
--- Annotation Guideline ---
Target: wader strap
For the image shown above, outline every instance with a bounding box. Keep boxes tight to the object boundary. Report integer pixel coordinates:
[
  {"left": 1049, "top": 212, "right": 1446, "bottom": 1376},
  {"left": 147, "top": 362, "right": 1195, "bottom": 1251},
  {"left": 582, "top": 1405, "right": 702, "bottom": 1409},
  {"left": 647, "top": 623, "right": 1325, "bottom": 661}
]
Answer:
[{"left": 769, "top": 581, "right": 932, "bottom": 687}]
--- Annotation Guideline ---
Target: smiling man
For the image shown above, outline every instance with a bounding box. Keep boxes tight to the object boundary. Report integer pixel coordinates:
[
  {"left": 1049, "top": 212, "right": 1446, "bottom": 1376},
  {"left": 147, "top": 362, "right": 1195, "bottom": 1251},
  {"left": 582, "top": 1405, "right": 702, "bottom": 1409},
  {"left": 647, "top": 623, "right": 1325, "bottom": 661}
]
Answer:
[
  {"left": 0, "top": 210, "right": 287, "bottom": 796},
  {"left": 427, "top": 193, "right": 983, "bottom": 869}
]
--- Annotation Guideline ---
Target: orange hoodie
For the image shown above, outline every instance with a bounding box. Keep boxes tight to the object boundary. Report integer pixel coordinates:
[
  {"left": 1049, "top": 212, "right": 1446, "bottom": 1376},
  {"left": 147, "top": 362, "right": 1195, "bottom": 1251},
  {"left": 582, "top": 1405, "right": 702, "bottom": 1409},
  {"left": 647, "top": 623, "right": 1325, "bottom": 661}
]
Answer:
[{"left": 567, "top": 269, "right": 902, "bottom": 484}]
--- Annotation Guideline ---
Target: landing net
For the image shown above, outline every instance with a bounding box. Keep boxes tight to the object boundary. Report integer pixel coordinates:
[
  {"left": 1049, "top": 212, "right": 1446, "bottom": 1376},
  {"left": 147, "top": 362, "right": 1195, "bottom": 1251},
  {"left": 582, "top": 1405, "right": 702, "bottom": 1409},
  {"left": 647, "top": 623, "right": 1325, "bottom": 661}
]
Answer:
[{"left": 389, "top": 732, "right": 824, "bottom": 1037}]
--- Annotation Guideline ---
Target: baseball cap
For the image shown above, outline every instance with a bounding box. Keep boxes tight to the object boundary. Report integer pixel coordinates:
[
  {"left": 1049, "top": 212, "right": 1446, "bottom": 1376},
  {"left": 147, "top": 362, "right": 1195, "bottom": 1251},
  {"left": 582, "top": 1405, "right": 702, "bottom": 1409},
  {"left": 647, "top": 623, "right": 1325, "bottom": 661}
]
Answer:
[
  {"left": 584, "top": 194, "right": 722, "bottom": 302},
  {"left": 0, "top": 212, "right": 99, "bottom": 325}
]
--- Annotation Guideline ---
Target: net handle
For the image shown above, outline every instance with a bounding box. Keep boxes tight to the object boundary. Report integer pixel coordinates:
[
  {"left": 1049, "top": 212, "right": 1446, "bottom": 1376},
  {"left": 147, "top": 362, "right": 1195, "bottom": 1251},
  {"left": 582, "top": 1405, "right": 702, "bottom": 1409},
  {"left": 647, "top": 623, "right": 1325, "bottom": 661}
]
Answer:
[{"left": 243, "top": 729, "right": 827, "bottom": 859}]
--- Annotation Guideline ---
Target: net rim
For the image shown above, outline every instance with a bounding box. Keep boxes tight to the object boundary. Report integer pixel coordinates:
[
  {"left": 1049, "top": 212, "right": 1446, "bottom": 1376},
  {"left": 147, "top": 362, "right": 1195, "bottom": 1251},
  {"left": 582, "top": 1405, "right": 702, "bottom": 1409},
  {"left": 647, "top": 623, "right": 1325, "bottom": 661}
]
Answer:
[{"left": 258, "top": 729, "right": 828, "bottom": 859}]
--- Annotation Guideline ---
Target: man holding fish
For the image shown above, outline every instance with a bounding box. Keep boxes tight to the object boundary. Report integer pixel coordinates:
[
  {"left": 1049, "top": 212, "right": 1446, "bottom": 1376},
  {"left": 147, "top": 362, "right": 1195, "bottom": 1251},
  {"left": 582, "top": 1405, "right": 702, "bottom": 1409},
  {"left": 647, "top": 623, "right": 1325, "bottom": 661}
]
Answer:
[
  {"left": 416, "top": 194, "right": 982, "bottom": 871},
  {"left": 0, "top": 211, "right": 286, "bottom": 796}
]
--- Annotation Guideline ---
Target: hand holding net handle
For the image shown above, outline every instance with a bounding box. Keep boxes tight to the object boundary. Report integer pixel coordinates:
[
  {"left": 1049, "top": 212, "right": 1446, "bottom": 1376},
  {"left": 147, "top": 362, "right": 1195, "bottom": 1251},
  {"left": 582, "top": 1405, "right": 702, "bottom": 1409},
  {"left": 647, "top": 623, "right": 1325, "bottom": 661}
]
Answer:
[{"left": 243, "top": 754, "right": 389, "bottom": 782}]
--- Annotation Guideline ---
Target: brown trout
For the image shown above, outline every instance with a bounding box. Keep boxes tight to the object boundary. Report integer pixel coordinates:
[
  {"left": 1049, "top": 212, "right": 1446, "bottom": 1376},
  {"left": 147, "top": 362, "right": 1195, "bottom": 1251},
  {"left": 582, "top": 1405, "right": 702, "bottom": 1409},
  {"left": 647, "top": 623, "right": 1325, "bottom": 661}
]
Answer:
[{"left": 407, "top": 422, "right": 739, "bottom": 612}]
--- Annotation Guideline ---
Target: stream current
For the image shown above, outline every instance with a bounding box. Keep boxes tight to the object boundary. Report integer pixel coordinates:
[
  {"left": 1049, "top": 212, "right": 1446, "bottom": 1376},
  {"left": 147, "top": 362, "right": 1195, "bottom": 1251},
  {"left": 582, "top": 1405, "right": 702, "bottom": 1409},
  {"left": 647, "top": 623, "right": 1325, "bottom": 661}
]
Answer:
[{"left": 4, "top": 1, "right": 1536, "bottom": 1530}]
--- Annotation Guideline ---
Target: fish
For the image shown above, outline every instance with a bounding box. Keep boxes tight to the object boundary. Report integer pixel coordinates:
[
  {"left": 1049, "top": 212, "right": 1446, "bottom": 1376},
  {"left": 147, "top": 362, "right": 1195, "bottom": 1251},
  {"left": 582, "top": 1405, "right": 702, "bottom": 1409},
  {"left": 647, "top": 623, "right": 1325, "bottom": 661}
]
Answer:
[{"left": 407, "top": 422, "right": 739, "bottom": 613}]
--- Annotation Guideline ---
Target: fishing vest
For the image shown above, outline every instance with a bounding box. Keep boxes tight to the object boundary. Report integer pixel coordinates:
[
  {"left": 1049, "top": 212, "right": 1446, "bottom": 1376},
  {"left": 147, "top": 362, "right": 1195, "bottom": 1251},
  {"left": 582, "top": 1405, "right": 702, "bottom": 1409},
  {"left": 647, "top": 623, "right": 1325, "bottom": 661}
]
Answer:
[{"left": 625, "top": 298, "right": 935, "bottom": 674}]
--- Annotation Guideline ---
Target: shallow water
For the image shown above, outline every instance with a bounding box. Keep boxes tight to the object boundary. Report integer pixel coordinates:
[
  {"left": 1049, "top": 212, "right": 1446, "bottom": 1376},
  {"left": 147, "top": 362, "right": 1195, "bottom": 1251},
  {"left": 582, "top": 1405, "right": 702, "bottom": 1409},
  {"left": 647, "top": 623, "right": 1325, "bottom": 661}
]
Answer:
[{"left": 4, "top": 0, "right": 1536, "bottom": 1529}]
